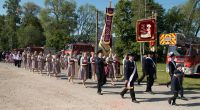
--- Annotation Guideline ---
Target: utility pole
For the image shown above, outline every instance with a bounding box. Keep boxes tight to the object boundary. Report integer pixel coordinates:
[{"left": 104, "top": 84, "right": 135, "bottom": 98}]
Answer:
[{"left": 95, "top": 10, "right": 99, "bottom": 53}]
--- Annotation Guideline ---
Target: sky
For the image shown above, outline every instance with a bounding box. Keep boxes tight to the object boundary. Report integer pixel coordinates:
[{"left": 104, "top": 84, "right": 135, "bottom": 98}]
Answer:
[{"left": 0, "top": 0, "right": 187, "bottom": 15}]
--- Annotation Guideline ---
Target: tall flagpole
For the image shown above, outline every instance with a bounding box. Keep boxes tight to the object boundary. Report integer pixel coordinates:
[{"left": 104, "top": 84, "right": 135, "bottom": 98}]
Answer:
[{"left": 96, "top": 10, "right": 99, "bottom": 53}]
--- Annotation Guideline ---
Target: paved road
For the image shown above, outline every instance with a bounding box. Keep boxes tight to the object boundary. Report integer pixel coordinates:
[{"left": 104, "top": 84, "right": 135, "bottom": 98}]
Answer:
[{"left": 0, "top": 63, "right": 199, "bottom": 110}]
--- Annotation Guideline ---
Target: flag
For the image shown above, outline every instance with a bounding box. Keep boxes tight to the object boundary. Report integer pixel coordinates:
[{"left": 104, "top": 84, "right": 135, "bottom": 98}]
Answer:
[{"left": 99, "top": 8, "right": 114, "bottom": 56}]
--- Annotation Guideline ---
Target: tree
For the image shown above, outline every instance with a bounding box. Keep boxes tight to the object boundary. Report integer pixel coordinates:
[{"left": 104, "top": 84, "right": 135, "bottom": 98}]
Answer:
[
  {"left": 163, "top": 7, "right": 186, "bottom": 33},
  {"left": 113, "top": 0, "right": 136, "bottom": 57},
  {"left": 0, "top": 15, "right": 8, "bottom": 50},
  {"left": 3, "top": 0, "right": 21, "bottom": 50},
  {"left": 113, "top": 0, "right": 165, "bottom": 58},
  {"left": 75, "top": 3, "right": 97, "bottom": 43},
  {"left": 17, "top": 2, "right": 45, "bottom": 47},
  {"left": 40, "top": 0, "right": 77, "bottom": 50}
]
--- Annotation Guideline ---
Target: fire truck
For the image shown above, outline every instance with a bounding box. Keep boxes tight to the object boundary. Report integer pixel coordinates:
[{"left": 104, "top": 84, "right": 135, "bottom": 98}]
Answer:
[
  {"left": 64, "top": 43, "right": 94, "bottom": 55},
  {"left": 160, "top": 33, "right": 200, "bottom": 75}
]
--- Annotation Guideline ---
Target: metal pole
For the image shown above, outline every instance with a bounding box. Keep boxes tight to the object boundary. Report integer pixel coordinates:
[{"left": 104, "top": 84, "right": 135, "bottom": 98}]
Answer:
[
  {"left": 95, "top": 10, "right": 99, "bottom": 53},
  {"left": 143, "top": 0, "right": 147, "bottom": 54}
]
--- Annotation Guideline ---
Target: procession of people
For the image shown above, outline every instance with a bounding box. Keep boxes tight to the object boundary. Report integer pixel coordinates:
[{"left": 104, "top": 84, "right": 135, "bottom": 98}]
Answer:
[{"left": 0, "top": 49, "right": 188, "bottom": 105}]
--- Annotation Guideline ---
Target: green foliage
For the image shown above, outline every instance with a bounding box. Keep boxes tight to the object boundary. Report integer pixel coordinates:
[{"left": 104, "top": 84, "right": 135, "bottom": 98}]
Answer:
[
  {"left": 113, "top": 0, "right": 137, "bottom": 58},
  {"left": 17, "top": 25, "right": 44, "bottom": 47},
  {"left": 17, "top": 2, "right": 45, "bottom": 48},
  {"left": 2, "top": 0, "right": 21, "bottom": 50},
  {"left": 113, "top": 0, "right": 165, "bottom": 58},
  {"left": 75, "top": 3, "right": 97, "bottom": 43},
  {"left": 40, "top": 0, "right": 77, "bottom": 50}
]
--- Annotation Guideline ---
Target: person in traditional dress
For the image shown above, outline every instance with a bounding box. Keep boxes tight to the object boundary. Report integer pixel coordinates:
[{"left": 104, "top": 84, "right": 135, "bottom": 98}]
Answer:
[
  {"left": 13, "top": 51, "right": 17, "bottom": 66},
  {"left": 121, "top": 53, "right": 128, "bottom": 80},
  {"left": 31, "top": 51, "right": 38, "bottom": 72},
  {"left": 60, "top": 51, "right": 65, "bottom": 69},
  {"left": 22, "top": 50, "right": 27, "bottom": 69},
  {"left": 37, "top": 52, "right": 45, "bottom": 74},
  {"left": 46, "top": 52, "right": 52, "bottom": 77},
  {"left": 144, "top": 51, "right": 156, "bottom": 94},
  {"left": 138, "top": 53, "right": 147, "bottom": 85},
  {"left": 95, "top": 50, "right": 106, "bottom": 95},
  {"left": 26, "top": 51, "right": 32, "bottom": 71},
  {"left": 64, "top": 53, "right": 69, "bottom": 70},
  {"left": 120, "top": 53, "right": 139, "bottom": 103},
  {"left": 67, "top": 53, "right": 76, "bottom": 83},
  {"left": 90, "top": 52, "right": 96, "bottom": 81},
  {"left": 168, "top": 64, "right": 184, "bottom": 105},
  {"left": 166, "top": 52, "right": 176, "bottom": 87},
  {"left": 106, "top": 53, "right": 115, "bottom": 86},
  {"left": 52, "top": 54, "right": 61, "bottom": 77},
  {"left": 79, "top": 52, "right": 88, "bottom": 87},
  {"left": 112, "top": 54, "right": 118, "bottom": 80},
  {"left": 16, "top": 51, "right": 22, "bottom": 68}
]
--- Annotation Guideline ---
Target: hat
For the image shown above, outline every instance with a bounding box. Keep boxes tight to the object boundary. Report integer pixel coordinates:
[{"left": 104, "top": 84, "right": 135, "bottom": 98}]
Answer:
[
  {"left": 96, "top": 50, "right": 103, "bottom": 54},
  {"left": 176, "top": 64, "right": 182, "bottom": 68},
  {"left": 127, "top": 52, "right": 135, "bottom": 57},
  {"left": 147, "top": 51, "right": 154, "bottom": 55},
  {"left": 169, "top": 52, "right": 175, "bottom": 57}
]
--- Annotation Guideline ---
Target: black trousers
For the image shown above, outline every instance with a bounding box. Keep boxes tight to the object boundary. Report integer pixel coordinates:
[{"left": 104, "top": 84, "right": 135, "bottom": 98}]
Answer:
[
  {"left": 17, "top": 60, "right": 21, "bottom": 68},
  {"left": 120, "top": 88, "right": 136, "bottom": 100},
  {"left": 97, "top": 73, "right": 107, "bottom": 93},
  {"left": 146, "top": 76, "right": 154, "bottom": 92},
  {"left": 170, "top": 92, "right": 178, "bottom": 104},
  {"left": 14, "top": 60, "right": 17, "bottom": 66},
  {"left": 138, "top": 69, "right": 146, "bottom": 83},
  {"left": 120, "top": 81, "right": 136, "bottom": 100}
]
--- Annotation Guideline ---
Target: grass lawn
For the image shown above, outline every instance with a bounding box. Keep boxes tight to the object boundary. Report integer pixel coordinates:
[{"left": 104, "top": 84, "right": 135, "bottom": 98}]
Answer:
[{"left": 136, "top": 62, "right": 200, "bottom": 90}]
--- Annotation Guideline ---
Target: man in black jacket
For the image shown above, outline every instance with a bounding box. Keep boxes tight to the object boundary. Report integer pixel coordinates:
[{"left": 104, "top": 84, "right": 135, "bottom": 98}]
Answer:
[
  {"left": 138, "top": 53, "right": 147, "bottom": 85},
  {"left": 95, "top": 50, "right": 106, "bottom": 95},
  {"left": 120, "top": 53, "right": 139, "bottom": 103},
  {"left": 166, "top": 52, "right": 176, "bottom": 87},
  {"left": 144, "top": 51, "right": 156, "bottom": 94},
  {"left": 168, "top": 64, "right": 184, "bottom": 105}
]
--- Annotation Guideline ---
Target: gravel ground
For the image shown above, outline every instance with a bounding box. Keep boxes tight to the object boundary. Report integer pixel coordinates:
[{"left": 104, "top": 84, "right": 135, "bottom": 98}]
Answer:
[{"left": 0, "top": 62, "right": 199, "bottom": 110}]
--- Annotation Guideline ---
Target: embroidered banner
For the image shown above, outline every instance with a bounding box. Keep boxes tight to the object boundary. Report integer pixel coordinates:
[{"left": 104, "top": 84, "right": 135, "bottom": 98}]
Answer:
[
  {"left": 136, "top": 19, "right": 156, "bottom": 42},
  {"left": 99, "top": 8, "right": 114, "bottom": 56}
]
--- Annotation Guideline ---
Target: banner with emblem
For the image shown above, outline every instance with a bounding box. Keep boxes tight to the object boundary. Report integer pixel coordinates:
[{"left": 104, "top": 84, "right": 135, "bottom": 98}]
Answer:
[
  {"left": 136, "top": 19, "right": 156, "bottom": 42},
  {"left": 99, "top": 8, "right": 114, "bottom": 56},
  {"left": 159, "top": 33, "right": 177, "bottom": 45}
]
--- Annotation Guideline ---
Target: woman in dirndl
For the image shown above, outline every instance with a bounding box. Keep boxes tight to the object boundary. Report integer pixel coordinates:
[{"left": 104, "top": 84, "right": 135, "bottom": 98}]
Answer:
[
  {"left": 52, "top": 54, "right": 61, "bottom": 77},
  {"left": 106, "top": 53, "right": 115, "bottom": 86},
  {"left": 46, "top": 53, "right": 52, "bottom": 77},
  {"left": 90, "top": 52, "right": 96, "bottom": 81},
  {"left": 26, "top": 51, "right": 32, "bottom": 71},
  {"left": 22, "top": 50, "right": 27, "bottom": 69},
  {"left": 37, "top": 52, "right": 45, "bottom": 74},
  {"left": 31, "top": 51, "right": 38, "bottom": 72},
  {"left": 112, "top": 54, "right": 118, "bottom": 80},
  {"left": 67, "top": 53, "right": 75, "bottom": 83},
  {"left": 60, "top": 51, "right": 65, "bottom": 69},
  {"left": 64, "top": 54, "right": 68, "bottom": 70},
  {"left": 79, "top": 52, "right": 88, "bottom": 88}
]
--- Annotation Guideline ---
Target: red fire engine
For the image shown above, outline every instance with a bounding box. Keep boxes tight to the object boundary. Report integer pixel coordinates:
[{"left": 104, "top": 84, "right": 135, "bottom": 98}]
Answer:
[{"left": 160, "top": 33, "right": 200, "bottom": 75}]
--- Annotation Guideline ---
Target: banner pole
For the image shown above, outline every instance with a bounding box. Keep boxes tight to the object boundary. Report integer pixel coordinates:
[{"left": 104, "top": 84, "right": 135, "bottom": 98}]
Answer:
[{"left": 95, "top": 10, "right": 99, "bottom": 53}]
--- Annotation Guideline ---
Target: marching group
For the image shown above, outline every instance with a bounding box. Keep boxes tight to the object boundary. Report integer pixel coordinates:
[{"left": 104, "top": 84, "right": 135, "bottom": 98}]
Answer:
[{"left": 0, "top": 49, "right": 187, "bottom": 105}]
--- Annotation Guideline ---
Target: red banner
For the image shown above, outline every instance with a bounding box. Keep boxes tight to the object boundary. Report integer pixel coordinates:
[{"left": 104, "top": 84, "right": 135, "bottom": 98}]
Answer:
[
  {"left": 136, "top": 19, "right": 156, "bottom": 42},
  {"left": 103, "top": 8, "right": 114, "bottom": 44}
]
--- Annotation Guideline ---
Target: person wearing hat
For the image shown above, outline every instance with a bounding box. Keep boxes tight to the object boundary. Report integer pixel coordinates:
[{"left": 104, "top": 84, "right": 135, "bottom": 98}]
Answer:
[
  {"left": 166, "top": 52, "right": 176, "bottom": 87},
  {"left": 144, "top": 51, "right": 156, "bottom": 94},
  {"left": 95, "top": 50, "right": 106, "bottom": 95},
  {"left": 168, "top": 64, "right": 185, "bottom": 105},
  {"left": 120, "top": 53, "right": 139, "bottom": 103}
]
